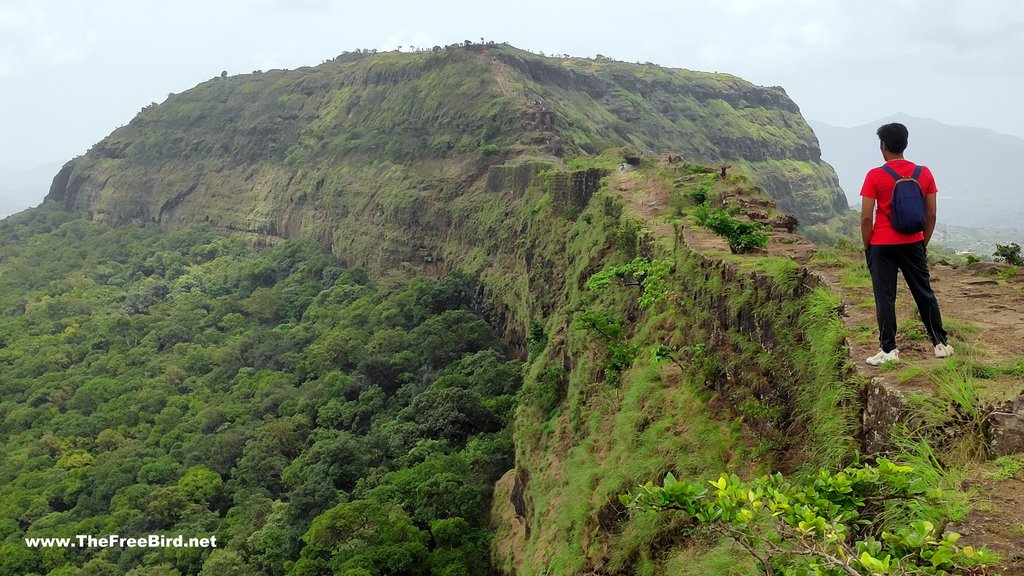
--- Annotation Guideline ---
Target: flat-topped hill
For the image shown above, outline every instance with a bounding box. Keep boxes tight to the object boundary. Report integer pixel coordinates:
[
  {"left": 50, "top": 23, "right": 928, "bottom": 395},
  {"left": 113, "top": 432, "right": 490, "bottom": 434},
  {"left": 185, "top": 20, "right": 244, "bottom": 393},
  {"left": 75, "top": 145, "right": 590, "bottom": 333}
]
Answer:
[{"left": 46, "top": 43, "right": 845, "bottom": 256}]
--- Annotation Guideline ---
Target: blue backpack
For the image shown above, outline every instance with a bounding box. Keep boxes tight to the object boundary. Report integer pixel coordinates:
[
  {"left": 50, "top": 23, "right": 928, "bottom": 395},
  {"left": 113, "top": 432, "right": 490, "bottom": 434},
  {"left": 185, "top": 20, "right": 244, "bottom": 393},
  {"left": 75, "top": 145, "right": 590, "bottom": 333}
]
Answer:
[{"left": 880, "top": 164, "right": 927, "bottom": 234}]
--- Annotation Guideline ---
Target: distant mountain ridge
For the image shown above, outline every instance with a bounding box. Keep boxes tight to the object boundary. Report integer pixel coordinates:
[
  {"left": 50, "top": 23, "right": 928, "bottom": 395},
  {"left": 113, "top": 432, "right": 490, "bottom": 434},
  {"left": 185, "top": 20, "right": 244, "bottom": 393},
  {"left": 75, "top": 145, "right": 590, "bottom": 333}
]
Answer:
[{"left": 810, "top": 113, "right": 1024, "bottom": 228}]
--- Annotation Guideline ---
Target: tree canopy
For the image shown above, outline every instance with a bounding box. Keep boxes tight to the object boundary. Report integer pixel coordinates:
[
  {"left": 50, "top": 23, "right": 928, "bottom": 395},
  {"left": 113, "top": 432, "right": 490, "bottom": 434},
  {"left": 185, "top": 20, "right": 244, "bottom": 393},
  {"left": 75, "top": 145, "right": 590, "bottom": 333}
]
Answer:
[{"left": 0, "top": 207, "right": 520, "bottom": 575}]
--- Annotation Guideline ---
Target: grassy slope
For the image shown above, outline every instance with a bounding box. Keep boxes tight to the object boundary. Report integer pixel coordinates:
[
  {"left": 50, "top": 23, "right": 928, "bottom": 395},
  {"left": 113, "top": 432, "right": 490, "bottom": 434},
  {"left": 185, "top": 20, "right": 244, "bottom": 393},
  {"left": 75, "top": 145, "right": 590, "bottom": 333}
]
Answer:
[
  {"left": 14, "top": 42, "right": 1020, "bottom": 569},
  {"left": 474, "top": 155, "right": 862, "bottom": 575},
  {"left": 492, "top": 152, "right": 1021, "bottom": 574},
  {"left": 45, "top": 43, "right": 997, "bottom": 574}
]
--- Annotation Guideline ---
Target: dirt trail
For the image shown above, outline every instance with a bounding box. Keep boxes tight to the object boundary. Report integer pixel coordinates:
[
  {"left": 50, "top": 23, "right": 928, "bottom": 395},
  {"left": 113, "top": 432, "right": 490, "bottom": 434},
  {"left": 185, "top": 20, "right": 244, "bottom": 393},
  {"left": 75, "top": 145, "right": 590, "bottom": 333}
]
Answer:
[
  {"left": 824, "top": 260, "right": 1024, "bottom": 370},
  {"left": 949, "top": 474, "right": 1024, "bottom": 574},
  {"left": 609, "top": 162, "right": 817, "bottom": 262},
  {"left": 611, "top": 156, "right": 1024, "bottom": 571},
  {"left": 491, "top": 59, "right": 512, "bottom": 96},
  {"left": 823, "top": 257, "right": 1024, "bottom": 572},
  {"left": 932, "top": 265, "right": 1024, "bottom": 359},
  {"left": 607, "top": 165, "right": 737, "bottom": 261}
]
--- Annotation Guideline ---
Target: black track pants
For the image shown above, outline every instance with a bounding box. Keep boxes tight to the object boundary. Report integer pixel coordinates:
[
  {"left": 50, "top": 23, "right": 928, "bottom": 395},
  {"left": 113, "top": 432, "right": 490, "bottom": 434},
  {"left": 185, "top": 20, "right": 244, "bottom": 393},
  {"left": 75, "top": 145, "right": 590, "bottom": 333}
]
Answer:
[{"left": 866, "top": 241, "right": 948, "bottom": 353}]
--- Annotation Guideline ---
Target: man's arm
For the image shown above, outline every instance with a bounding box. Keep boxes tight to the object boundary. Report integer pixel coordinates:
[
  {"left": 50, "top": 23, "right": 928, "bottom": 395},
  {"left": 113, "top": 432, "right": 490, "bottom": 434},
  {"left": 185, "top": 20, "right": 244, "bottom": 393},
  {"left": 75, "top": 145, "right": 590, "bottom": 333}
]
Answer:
[
  {"left": 923, "top": 194, "right": 937, "bottom": 247},
  {"left": 860, "top": 196, "right": 875, "bottom": 249}
]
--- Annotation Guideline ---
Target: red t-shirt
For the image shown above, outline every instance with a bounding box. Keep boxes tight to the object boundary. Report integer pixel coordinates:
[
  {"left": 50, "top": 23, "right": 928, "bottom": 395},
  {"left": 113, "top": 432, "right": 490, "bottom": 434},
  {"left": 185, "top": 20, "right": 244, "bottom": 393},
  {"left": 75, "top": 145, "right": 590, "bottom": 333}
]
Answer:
[{"left": 860, "top": 159, "right": 937, "bottom": 245}]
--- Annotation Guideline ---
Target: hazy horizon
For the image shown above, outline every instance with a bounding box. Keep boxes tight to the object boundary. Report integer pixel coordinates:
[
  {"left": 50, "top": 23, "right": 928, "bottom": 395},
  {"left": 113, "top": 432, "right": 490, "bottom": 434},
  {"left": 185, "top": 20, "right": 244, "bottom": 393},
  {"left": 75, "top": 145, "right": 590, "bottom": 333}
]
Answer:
[{"left": 3, "top": 1, "right": 1023, "bottom": 173}]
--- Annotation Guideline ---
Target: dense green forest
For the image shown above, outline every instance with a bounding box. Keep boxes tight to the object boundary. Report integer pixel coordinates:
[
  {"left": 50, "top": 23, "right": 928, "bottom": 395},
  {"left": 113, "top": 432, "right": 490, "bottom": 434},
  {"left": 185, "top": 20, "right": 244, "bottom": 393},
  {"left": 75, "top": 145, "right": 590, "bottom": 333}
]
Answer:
[
  {"left": 0, "top": 207, "right": 520, "bottom": 576},
  {"left": 10, "top": 43, "right": 1021, "bottom": 575}
]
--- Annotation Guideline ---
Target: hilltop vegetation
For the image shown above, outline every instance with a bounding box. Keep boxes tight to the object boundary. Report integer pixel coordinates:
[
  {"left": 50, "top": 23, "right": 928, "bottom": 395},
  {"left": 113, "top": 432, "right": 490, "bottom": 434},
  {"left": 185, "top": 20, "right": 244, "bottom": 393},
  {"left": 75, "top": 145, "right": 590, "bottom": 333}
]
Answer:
[
  {"left": 7, "top": 41, "right": 1020, "bottom": 576},
  {"left": 0, "top": 208, "right": 518, "bottom": 575},
  {"left": 48, "top": 43, "right": 844, "bottom": 253}
]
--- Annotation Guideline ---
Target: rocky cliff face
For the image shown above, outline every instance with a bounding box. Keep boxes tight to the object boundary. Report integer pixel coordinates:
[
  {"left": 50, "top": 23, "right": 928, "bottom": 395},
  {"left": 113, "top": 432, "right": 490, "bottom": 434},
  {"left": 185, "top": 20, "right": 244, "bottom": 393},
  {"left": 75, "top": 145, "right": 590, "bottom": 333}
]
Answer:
[
  {"left": 36, "top": 45, "right": 1024, "bottom": 573},
  {"left": 41, "top": 47, "right": 852, "bottom": 572},
  {"left": 47, "top": 43, "right": 845, "bottom": 255}
]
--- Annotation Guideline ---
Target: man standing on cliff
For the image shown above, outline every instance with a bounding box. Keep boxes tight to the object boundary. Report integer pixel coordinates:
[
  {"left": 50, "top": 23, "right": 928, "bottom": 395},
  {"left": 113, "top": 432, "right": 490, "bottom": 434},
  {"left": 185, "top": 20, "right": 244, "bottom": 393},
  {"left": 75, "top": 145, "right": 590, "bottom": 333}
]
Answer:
[{"left": 860, "top": 122, "right": 953, "bottom": 366}]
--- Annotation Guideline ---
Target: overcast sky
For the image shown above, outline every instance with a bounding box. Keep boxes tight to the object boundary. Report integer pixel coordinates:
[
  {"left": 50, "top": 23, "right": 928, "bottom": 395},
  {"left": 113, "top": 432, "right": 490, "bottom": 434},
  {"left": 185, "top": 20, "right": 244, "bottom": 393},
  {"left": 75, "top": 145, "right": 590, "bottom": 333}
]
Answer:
[{"left": 2, "top": 0, "right": 1023, "bottom": 173}]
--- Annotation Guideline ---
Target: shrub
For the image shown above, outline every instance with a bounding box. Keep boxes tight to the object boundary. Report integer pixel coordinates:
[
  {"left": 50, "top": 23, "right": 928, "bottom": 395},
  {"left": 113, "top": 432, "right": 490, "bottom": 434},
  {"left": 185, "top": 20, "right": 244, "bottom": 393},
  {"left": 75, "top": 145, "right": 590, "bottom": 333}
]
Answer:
[
  {"left": 693, "top": 203, "right": 768, "bottom": 254},
  {"left": 624, "top": 459, "right": 995, "bottom": 576},
  {"left": 585, "top": 257, "right": 673, "bottom": 309},
  {"left": 523, "top": 367, "right": 565, "bottom": 416},
  {"left": 527, "top": 320, "right": 548, "bottom": 358},
  {"left": 687, "top": 178, "right": 714, "bottom": 205},
  {"left": 478, "top": 144, "right": 500, "bottom": 158},
  {"left": 615, "top": 216, "right": 646, "bottom": 257},
  {"left": 993, "top": 242, "right": 1023, "bottom": 266}
]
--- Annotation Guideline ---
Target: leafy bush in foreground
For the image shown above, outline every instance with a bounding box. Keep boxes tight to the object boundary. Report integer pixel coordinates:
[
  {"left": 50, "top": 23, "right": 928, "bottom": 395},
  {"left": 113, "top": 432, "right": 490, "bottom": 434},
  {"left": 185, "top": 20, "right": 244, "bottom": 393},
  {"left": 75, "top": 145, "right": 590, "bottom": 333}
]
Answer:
[{"left": 624, "top": 459, "right": 994, "bottom": 575}]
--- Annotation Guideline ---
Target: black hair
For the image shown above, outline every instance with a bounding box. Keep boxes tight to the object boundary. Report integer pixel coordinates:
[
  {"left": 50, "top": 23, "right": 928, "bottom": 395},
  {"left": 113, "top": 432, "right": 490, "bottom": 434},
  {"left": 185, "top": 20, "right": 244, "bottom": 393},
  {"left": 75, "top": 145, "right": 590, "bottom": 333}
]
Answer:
[{"left": 876, "top": 122, "right": 909, "bottom": 154}]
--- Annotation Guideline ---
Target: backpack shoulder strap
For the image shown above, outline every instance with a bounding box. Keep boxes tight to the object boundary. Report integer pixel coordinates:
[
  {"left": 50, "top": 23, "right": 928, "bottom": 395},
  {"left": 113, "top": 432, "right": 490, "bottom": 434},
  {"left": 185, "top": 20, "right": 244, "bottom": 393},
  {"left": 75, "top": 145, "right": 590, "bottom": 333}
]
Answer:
[
  {"left": 911, "top": 165, "right": 923, "bottom": 179},
  {"left": 880, "top": 165, "right": 903, "bottom": 181}
]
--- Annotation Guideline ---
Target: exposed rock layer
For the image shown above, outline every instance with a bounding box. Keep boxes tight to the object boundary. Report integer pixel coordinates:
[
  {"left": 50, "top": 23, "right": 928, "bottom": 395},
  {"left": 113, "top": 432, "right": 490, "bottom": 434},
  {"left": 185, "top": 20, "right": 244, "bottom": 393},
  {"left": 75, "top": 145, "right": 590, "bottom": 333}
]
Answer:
[{"left": 48, "top": 44, "right": 846, "bottom": 253}]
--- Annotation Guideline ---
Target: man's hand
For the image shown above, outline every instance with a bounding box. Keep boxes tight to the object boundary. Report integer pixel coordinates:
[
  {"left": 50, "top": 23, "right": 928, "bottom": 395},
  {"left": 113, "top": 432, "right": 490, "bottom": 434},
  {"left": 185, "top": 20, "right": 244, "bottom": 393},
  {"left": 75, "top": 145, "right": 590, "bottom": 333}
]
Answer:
[
  {"left": 923, "top": 194, "right": 937, "bottom": 247},
  {"left": 860, "top": 197, "right": 875, "bottom": 249}
]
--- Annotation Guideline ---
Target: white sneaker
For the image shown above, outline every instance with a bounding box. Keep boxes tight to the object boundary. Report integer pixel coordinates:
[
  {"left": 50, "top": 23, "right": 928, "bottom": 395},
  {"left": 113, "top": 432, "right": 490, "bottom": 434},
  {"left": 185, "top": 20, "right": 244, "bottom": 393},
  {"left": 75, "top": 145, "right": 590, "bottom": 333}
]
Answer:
[
  {"left": 866, "top": 349, "right": 899, "bottom": 366},
  {"left": 934, "top": 343, "right": 954, "bottom": 358}
]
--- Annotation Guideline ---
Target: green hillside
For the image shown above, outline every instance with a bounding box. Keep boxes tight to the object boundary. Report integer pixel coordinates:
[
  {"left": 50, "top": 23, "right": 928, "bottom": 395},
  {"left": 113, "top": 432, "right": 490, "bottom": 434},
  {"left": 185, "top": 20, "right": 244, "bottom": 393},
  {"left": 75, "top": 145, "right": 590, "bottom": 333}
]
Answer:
[
  {"left": 4, "top": 43, "right": 1017, "bottom": 576},
  {"left": 48, "top": 43, "right": 844, "bottom": 242}
]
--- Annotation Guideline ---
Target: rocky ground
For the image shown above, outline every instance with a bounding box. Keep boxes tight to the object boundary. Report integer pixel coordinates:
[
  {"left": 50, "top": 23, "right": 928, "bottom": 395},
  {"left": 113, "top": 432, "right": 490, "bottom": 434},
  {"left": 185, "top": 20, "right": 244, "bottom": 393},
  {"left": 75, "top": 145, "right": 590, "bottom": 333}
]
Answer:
[
  {"left": 611, "top": 156, "right": 1024, "bottom": 573},
  {"left": 830, "top": 258, "right": 1024, "bottom": 574}
]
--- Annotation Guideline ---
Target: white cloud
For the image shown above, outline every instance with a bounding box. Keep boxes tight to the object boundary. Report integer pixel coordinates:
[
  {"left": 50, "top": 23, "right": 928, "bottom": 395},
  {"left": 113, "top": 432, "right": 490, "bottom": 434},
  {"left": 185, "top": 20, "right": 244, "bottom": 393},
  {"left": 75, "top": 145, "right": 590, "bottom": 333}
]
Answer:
[
  {"left": 2, "top": 0, "right": 1024, "bottom": 170},
  {"left": 0, "top": 1, "right": 95, "bottom": 75}
]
